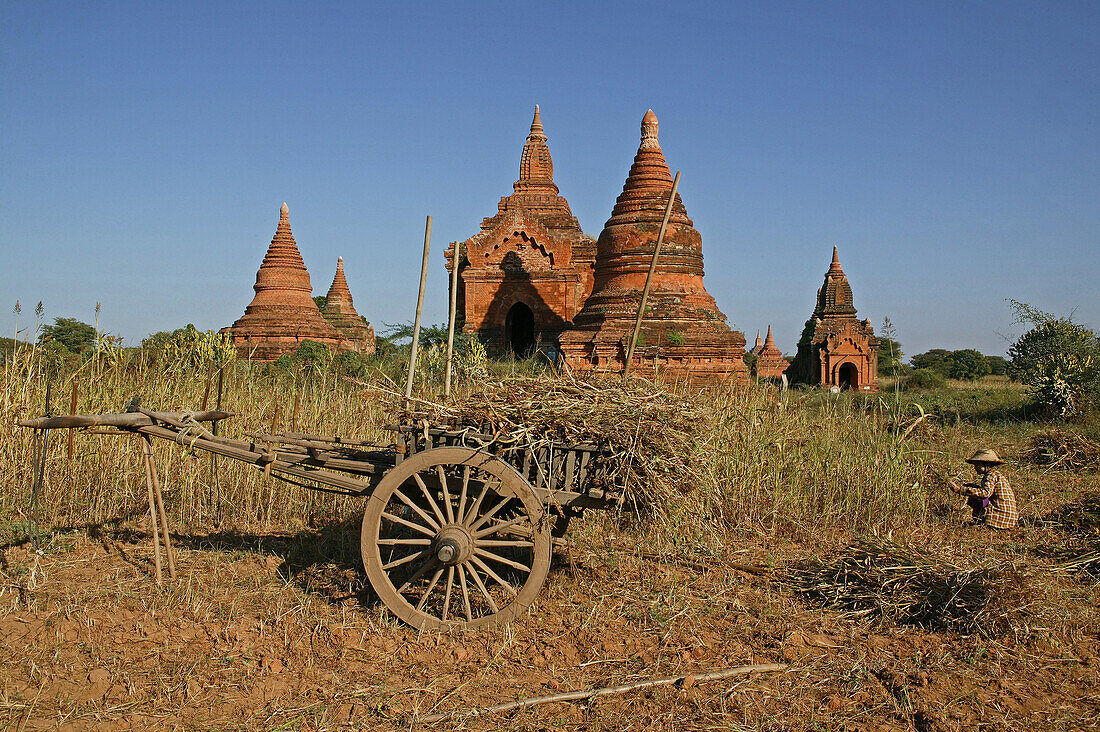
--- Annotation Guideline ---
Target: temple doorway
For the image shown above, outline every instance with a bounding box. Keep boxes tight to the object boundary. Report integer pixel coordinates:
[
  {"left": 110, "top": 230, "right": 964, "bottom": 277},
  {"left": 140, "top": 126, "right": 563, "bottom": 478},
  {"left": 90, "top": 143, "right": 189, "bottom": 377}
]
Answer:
[
  {"left": 506, "top": 302, "right": 535, "bottom": 357},
  {"left": 838, "top": 362, "right": 859, "bottom": 390}
]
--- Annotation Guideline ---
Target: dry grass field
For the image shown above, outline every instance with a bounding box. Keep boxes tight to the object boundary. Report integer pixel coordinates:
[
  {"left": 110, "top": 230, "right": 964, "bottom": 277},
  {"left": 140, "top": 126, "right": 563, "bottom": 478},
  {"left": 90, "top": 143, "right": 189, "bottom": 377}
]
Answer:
[{"left": 2, "top": 349, "right": 1098, "bottom": 730}]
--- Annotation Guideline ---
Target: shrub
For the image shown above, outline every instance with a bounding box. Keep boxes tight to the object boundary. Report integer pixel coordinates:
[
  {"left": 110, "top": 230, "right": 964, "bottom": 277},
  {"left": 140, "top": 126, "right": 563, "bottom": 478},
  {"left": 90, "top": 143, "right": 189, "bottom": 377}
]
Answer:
[
  {"left": 904, "top": 368, "right": 947, "bottom": 390},
  {"left": 1008, "top": 301, "right": 1100, "bottom": 419}
]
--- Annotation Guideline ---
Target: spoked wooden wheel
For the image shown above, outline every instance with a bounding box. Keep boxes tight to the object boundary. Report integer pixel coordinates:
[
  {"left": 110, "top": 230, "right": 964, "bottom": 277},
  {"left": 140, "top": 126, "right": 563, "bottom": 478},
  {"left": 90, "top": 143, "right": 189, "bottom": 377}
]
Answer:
[{"left": 362, "top": 447, "right": 551, "bottom": 630}]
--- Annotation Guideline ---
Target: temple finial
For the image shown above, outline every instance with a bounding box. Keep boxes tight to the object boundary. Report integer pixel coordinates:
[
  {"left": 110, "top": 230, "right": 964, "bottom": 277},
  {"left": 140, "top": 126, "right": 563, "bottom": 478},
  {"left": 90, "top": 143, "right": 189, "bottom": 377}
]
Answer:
[
  {"left": 765, "top": 324, "right": 776, "bottom": 347},
  {"left": 531, "top": 104, "right": 543, "bottom": 134},
  {"left": 280, "top": 202, "right": 289, "bottom": 218},
  {"left": 830, "top": 245, "right": 841, "bottom": 271}
]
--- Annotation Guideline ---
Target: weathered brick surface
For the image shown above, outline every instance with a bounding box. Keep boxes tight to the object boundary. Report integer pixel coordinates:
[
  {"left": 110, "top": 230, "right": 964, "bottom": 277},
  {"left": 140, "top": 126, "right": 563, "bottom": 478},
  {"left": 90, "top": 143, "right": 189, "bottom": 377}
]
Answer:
[
  {"left": 222, "top": 203, "right": 348, "bottom": 361},
  {"left": 787, "top": 247, "right": 879, "bottom": 391},
  {"left": 559, "top": 110, "right": 747, "bottom": 381},
  {"left": 322, "top": 257, "right": 376, "bottom": 355},
  {"left": 444, "top": 106, "right": 596, "bottom": 355}
]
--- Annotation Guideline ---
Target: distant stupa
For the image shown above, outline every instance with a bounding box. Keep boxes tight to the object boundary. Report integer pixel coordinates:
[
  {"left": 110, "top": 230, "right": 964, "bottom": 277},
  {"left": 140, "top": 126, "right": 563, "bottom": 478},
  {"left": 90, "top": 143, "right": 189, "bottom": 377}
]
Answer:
[
  {"left": 322, "top": 257, "right": 376, "bottom": 355},
  {"left": 223, "top": 203, "right": 348, "bottom": 361}
]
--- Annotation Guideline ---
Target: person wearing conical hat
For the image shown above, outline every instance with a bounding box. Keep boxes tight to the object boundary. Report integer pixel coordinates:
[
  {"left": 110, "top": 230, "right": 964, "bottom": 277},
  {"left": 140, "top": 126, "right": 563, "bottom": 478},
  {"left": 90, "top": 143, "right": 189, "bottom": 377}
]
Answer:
[{"left": 948, "top": 449, "right": 1019, "bottom": 529}]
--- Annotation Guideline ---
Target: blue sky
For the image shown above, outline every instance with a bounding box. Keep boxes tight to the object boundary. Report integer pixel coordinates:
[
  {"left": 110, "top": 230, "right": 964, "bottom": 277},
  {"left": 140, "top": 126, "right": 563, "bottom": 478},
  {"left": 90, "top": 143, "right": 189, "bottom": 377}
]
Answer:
[{"left": 2, "top": 1, "right": 1097, "bottom": 357}]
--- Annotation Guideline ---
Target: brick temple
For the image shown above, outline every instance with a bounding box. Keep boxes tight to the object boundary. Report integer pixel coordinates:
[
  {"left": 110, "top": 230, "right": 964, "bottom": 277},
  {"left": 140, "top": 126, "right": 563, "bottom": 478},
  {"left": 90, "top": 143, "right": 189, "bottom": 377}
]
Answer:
[
  {"left": 444, "top": 106, "right": 596, "bottom": 356},
  {"left": 223, "top": 203, "right": 348, "bottom": 361},
  {"left": 321, "top": 257, "right": 376, "bottom": 355},
  {"left": 558, "top": 111, "right": 747, "bottom": 380},
  {"left": 751, "top": 325, "right": 790, "bottom": 379},
  {"left": 787, "top": 247, "right": 879, "bottom": 391}
]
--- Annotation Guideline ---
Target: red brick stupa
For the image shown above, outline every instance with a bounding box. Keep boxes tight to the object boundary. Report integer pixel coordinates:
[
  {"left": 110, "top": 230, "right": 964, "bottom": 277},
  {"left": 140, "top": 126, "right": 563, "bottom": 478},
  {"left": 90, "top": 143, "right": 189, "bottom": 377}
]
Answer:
[
  {"left": 559, "top": 110, "right": 746, "bottom": 380},
  {"left": 322, "top": 257, "right": 376, "bottom": 355},
  {"left": 223, "top": 203, "right": 348, "bottom": 361},
  {"left": 751, "top": 325, "right": 790, "bottom": 380},
  {"left": 787, "top": 247, "right": 879, "bottom": 391},
  {"left": 444, "top": 105, "right": 596, "bottom": 356}
]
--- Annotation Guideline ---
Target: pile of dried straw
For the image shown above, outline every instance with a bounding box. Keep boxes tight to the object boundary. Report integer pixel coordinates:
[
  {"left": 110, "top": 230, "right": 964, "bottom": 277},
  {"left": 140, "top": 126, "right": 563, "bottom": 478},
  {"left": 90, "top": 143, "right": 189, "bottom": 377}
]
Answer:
[
  {"left": 401, "top": 375, "right": 709, "bottom": 507},
  {"left": 781, "top": 536, "right": 1025, "bottom": 634},
  {"left": 1026, "top": 429, "right": 1100, "bottom": 472}
]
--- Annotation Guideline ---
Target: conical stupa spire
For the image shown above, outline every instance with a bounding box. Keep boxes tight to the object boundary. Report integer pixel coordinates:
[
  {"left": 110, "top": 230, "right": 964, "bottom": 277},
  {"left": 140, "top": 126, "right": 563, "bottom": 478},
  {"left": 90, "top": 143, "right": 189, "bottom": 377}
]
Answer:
[
  {"left": 754, "top": 330, "right": 763, "bottom": 349},
  {"left": 604, "top": 110, "right": 691, "bottom": 228},
  {"left": 517, "top": 104, "right": 556, "bottom": 191},
  {"left": 255, "top": 202, "right": 311, "bottom": 294},
  {"left": 764, "top": 325, "right": 776, "bottom": 348},
  {"left": 559, "top": 110, "right": 746, "bottom": 381},
  {"left": 815, "top": 246, "right": 857, "bottom": 317},
  {"left": 326, "top": 256, "right": 352, "bottom": 305}
]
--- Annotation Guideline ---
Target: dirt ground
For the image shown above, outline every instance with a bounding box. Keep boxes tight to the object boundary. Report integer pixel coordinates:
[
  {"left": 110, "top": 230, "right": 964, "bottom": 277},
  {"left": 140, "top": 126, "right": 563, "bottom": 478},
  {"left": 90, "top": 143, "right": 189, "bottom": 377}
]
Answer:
[{"left": 2, "top": 497, "right": 1098, "bottom": 732}]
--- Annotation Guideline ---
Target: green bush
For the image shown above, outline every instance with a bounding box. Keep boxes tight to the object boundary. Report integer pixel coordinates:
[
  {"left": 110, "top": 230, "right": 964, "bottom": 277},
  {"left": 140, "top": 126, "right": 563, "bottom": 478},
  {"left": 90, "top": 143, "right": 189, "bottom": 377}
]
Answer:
[
  {"left": 904, "top": 368, "right": 947, "bottom": 390},
  {"left": 1008, "top": 301, "right": 1100, "bottom": 419}
]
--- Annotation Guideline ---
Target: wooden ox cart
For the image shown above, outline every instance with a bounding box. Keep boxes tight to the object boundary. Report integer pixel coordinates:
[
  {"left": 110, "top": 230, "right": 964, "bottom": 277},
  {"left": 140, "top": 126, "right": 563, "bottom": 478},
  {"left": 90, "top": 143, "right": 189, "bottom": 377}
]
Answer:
[{"left": 19, "top": 406, "right": 621, "bottom": 630}]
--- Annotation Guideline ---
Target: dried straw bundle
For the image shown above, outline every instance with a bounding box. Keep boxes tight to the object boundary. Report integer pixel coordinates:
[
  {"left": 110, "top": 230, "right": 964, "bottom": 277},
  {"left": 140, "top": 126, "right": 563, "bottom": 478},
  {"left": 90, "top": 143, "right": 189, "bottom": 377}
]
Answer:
[
  {"left": 1026, "top": 429, "right": 1100, "bottom": 472},
  {"left": 1038, "top": 494, "right": 1100, "bottom": 576},
  {"left": 400, "top": 375, "right": 710, "bottom": 506},
  {"left": 781, "top": 537, "right": 1025, "bottom": 634}
]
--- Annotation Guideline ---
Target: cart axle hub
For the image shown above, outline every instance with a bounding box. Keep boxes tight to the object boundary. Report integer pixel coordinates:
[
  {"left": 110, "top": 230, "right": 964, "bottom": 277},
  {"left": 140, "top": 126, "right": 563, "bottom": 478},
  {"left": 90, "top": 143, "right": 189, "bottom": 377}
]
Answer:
[{"left": 433, "top": 526, "right": 472, "bottom": 565}]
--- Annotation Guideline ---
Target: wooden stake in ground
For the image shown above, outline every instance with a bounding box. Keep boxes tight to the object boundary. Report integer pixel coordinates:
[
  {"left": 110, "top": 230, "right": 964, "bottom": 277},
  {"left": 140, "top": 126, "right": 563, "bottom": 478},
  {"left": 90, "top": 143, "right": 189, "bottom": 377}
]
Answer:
[
  {"left": 30, "top": 379, "right": 54, "bottom": 526},
  {"left": 142, "top": 436, "right": 176, "bottom": 580},
  {"left": 139, "top": 438, "right": 164, "bottom": 584},
  {"left": 623, "top": 170, "right": 681, "bottom": 379},
  {"left": 404, "top": 215, "right": 432, "bottom": 408},
  {"left": 67, "top": 380, "right": 78, "bottom": 459},
  {"left": 444, "top": 240, "right": 461, "bottom": 399},
  {"left": 416, "top": 663, "right": 786, "bottom": 724}
]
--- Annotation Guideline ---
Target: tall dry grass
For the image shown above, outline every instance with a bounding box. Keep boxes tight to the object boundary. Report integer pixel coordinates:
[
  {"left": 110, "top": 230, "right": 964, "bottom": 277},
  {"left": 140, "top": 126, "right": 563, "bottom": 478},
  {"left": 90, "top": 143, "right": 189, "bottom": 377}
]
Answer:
[{"left": 2, "top": 346, "right": 935, "bottom": 542}]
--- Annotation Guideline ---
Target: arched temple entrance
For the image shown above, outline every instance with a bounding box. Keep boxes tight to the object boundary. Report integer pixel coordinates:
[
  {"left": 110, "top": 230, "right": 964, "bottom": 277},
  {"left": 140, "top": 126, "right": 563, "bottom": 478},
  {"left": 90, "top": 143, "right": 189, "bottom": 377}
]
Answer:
[
  {"left": 506, "top": 302, "right": 535, "bottom": 357},
  {"left": 837, "top": 362, "right": 859, "bottom": 391}
]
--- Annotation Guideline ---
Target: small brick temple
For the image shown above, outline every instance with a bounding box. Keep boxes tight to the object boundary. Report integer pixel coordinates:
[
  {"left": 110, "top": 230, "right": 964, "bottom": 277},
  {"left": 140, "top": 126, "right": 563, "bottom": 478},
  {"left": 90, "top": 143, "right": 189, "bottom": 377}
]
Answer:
[
  {"left": 223, "top": 203, "right": 348, "bottom": 361},
  {"left": 558, "top": 110, "right": 746, "bottom": 381},
  {"left": 787, "top": 247, "right": 879, "bottom": 391},
  {"left": 321, "top": 257, "right": 376, "bottom": 355},
  {"left": 444, "top": 106, "right": 596, "bottom": 357},
  {"left": 751, "top": 325, "right": 790, "bottom": 380}
]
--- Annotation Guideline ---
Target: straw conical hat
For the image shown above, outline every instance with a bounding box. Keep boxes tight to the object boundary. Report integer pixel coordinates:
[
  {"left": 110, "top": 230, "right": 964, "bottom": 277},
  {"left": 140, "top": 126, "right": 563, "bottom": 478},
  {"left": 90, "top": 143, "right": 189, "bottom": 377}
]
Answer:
[{"left": 965, "top": 449, "right": 1003, "bottom": 465}]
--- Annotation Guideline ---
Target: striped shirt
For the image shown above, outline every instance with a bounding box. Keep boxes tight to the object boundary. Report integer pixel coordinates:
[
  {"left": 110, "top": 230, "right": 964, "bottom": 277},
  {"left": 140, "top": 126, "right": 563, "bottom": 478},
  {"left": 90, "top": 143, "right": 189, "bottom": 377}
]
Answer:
[{"left": 962, "top": 470, "right": 1019, "bottom": 529}]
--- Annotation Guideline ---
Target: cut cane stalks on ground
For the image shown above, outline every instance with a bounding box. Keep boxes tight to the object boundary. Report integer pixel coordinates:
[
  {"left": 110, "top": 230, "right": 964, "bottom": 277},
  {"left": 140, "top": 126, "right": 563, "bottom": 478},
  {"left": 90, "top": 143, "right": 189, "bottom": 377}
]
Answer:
[
  {"left": 1026, "top": 429, "right": 1100, "bottom": 472},
  {"left": 780, "top": 536, "right": 1030, "bottom": 635}
]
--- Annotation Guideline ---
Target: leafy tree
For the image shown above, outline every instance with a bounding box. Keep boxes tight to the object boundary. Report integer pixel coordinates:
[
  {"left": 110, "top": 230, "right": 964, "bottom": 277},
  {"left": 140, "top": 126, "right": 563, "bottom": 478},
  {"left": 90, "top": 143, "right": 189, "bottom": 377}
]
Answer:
[
  {"left": 39, "top": 317, "right": 96, "bottom": 354},
  {"left": 986, "top": 355, "right": 1008, "bottom": 376},
  {"left": 947, "top": 349, "right": 991, "bottom": 380},
  {"left": 910, "top": 349, "right": 953, "bottom": 377},
  {"left": 877, "top": 336, "right": 905, "bottom": 376},
  {"left": 313, "top": 295, "right": 327, "bottom": 311}
]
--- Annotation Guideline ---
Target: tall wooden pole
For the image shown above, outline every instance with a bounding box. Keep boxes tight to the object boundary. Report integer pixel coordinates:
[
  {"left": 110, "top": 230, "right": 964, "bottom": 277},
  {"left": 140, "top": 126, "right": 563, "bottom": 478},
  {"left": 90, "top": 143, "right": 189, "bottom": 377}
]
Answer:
[
  {"left": 444, "top": 241, "right": 461, "bottom": 399},
  {"left": 623, "top": 171, "right": 680, "bottom": 379},
  {"left": 404, "top": 215, "right": 432, "bottom": 407}
]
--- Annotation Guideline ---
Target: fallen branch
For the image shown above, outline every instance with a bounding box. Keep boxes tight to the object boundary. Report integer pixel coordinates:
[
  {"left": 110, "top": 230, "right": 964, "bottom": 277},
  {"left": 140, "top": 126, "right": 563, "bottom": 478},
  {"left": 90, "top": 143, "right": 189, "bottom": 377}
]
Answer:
[{"left": 414, "top": 663, "right": 787, "bottom": 724}]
